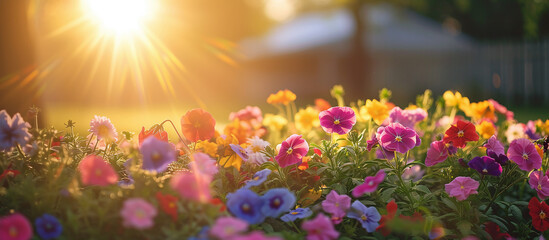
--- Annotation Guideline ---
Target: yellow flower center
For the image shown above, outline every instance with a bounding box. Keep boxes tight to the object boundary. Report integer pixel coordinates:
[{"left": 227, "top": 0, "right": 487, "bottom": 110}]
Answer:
[
  {"left": 9, "top": 226, "right": 18, "bottom": 237},
  {"left": 193, "top": 122, "right": 201, "bottom": 129},
  {"left": 460, "top": 185, "right": 464, "bottom": 189},
  {"left": 273, "top": 198, "right": 281, "bottom": 207},
  {"left": 361, "top": 215, "right": 368, "bottom": 221},
  {"left": 457, "top": 130, "right": 464, "bottom": 138},
  {"left": 98, "top": 125, "right": 110, "bottom": 138},
  {"left": 291, "top": 211, "right": 299, "bottom": 215},
  {"left": 135, "top": 209, "right": 146, "bottom": 219},
  {"left": 523, "top": 153, "right": 529, "bottom": 160},
  {"left": 286, "top": 148, "right": 293, "bottom": 154},
  {"left": 541, "top": 211, "right": 547, "bottom": 220},
  {"left": 539, "top": 184, "right": 543, "bottom": 191},
  {"left": 252, "top": 146, "right": 261, "bottom": 152},
  {"left": 335, "top": 203, "right": 339, "bottom": 207},
  {"left": 253, "top": 176, "right": 260, "bottom": 181},
  {"left": 334, "top": 119, "right": 340, "bottom": 125},
  {"left": 169, "top": 202, "right": 175, "bottom": 208},
  {"left": 482, "top": 169, "right": 488, "bottom": 173},
  {"left": 395, "top": 136, "right": 402, "bottom": 142},
  {"left": 152, "top": 151, "right": 162, "bottom": 162},
  {"left": 95, "top": 169, "right": 102, "bottom": 176},
  {"left": 242, "top": 203, "right": 251, "bottom": 212}
]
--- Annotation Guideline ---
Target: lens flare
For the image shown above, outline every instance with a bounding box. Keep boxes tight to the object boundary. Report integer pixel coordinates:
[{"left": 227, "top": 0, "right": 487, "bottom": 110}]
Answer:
[{"left": 82, "top": 0, "right": 153, "bottom": 34}]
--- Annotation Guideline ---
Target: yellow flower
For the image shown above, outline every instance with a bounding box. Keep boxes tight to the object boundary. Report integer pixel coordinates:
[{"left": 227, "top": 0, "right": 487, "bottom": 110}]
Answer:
[
  {"left": 299, "top": 187, "right": 322, "bottom": 207},
  {"left": 263, "top": 114, "right": 288, "bottom": 131},
  {"left": 476, "top": 121, "right": 496, "bottom": 139},
  {"left": 363, "top": 99, "right": 389, "bottom": 125},
  {"left": 219, "top": 154, "right": 243, "bottom": 171},
  {"left": 267, "top": 89, "right": 296, "bottom": 105},
  {"left": 295, "top": 107, "right": 320, "bottom": 132},
  {"left": 468, "top": 101, "right": 496, "bottom": 122},
  {"left": 332, "top": 133, "right": 349, "bottom": 146},
  {"left": 443, "top": 91, "right": 463, "bottom": 107},
  {"left": 195, "top": 140, "right": 218, "bottom": 158},
  {"left": 536, "top": 119, "right": 549, "bottom": 134},
  {"left": 458, "top": 97, "right": 472, "bottom": 116},
  {"left": 216, "top": 134, "right": 239, "bottom": 156}
]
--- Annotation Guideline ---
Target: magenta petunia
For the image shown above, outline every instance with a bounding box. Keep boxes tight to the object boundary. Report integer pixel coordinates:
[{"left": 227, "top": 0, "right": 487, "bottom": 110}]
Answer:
[
  {"left": 445, "top": 177, "right": 479, "bottom": 201},
  {"left": 425, "top": 140, "right": 449, "bottom": 167},
  {"left": 484, "top": 135, "right": 505, "bottom": 156},
  {"left": 170, "top": 171, "right": 212, "bottom": 203},
  {"left": 352, "top": 170, "right": 386, "bottom": 198},
  {"left": 507, "top": 138, "right": 542, "bottom": 172},
  {"left": 319, "top": 107, "right": 356, "bottom": 135},
  {"left": 0, "top": 213, "right": 33, "bottom": 240},
  {"left": 78, "top": 155, "right": 119, "bottom": 186},
  {"left": 275, "top": 134, "right": 309, "bottom": 168},
  {"left": 529, "top": 170, "right": 549, "bottom": 200},
  {"left": 209, "top": 216, "right": 248, "bottom": 239},
  {"left": 379, "top": 123, "right": 418, "bottom": 154},
  {"left": 321, "top": 190, "right": 351, "bottom": 224},
  {"left": 120, "top": 198, "right": 157, "bottom": 229},
  {"left": 388, "top": 107, "right": 427, "bottom": 129},
  {"left": 188, "top": 152, "right": 218, "bottom": 176},
  {"left": 302, "top": 214, "right": 340, "bottom": 240}
]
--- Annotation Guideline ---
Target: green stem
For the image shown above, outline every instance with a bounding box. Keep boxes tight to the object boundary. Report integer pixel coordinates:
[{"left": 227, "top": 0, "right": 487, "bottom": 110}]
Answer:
[
  {"left": 16, "top": 144, "right": 26, "bottom": 158},
  {"left": 160, "top": 119, "right": 191, "bottom": 155}
]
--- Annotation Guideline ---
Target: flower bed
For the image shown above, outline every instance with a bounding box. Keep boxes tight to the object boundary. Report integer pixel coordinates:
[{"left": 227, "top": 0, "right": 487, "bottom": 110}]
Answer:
[{"left": 1, "top": 86, "right": 548, "bottom": 239}]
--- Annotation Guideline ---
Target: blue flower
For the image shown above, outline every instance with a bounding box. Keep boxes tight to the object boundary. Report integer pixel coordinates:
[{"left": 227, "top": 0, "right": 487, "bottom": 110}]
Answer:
[
  {"left": 261, "top": 188, "right": 296, "bottom": 218},
  {"left": 230, "top": 144, "right": 249, "bottom": 161},
  {"left": 118, "top": 176, "right": 135, "bottom": 189},
  {"left": 140, "top": 137, "right": 176, "bottom": 173},
  {"left": 35, "top": 214, "right": 63, "bottom": 240},
  {"left": 487, "top": 149, "right": 509, "bottom": 166},
  {"left": 244, "top": 169, "right": 272, "bottom": 188},
  {"left": 226, "top": 188, "right": 265, "bottom": 224},
  {"left": 187, "top": 226, "right": 210, "bottom": 240},
  {"left": 346, "top": 200, "right": 381, "bottom": 232},
  {"left": 280, "top": 208, "right": 312, "bottom": 222},
  {"left": 468, "top": 156, "right": 502, "bottom": 176}
]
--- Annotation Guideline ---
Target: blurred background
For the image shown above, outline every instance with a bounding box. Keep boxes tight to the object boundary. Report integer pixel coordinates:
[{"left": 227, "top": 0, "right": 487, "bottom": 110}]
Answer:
[{"left": 0, "top": 0, "right": 548, "bottom": 133}]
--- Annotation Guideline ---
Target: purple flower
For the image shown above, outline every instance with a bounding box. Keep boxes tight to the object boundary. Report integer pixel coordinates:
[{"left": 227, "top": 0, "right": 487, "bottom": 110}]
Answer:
[
  {"left": 388, "top": 107, "right": 427, "bottom": 129},
  {"left": 526, "top": 120, "right": 541, "bottom": 140},
  {"left": 375, "top": 147, "right": 394, "bottom": 160},
  {"left": 189, "top": 152, "right": 218, "bottom": 176},
  {"left": 210, "top": 216, "right": 248, "bottom": 239},
  {"left": 352, "top": 170, "right": 386, "bottom": 198},
  {"left": 379, "top": 123, "right": 419, "bottom": 154},
  {"left": 118, "top": 176, "right": 135, "bottom": 189},
  {"left": 425, "top": 140, "right": 449, "bottom": 167},
  {"left": 275, "top": 134, "right": 309, "bottom": 168},
  {"left": 280, "top": 208, "right": 312, "bottom": 222},
  {"left": 261, "top": 188, "right": 296, "bottom": 217},
  {"left": 484, "top": 135, "right": 505, "bottom": 156},
  {"left": 302, "top": 214, "right": 340, "bottom": 240},
  {"left": 244, "top": 169, "right": 271, "bottom": 188},
  {"left": 467, "top": 156, "right": 502, "bottom": 176},
  {"left": 230, "top": 144, "right": 249, "bottom": 161},
  {"left": 140, "top": 136, "right": 176, "bottom": 173},
  {"left": 226, "top": 188, "right": 266, "bottom": 224},
  {"left": 0, "top": 110, "right": 31, "bottom": 151},
  {"left": 347, "top": 200, "right": 381, "bottom": 232},
  {"left": 402, "top": 160, "right": 424, "bottom": 182},
  {"left": 487, "top": 149, "right": 508, "bottom": 166},
  {"left": 319, "top": 107, "right": 356, "bottom": 135},
  {"left": 529, "top": 170, "right": 549, "bottom": 200},
  {"left": 445, "top": 177, "right": 479, "bottom": 201},
  {"left": 508, "top": 138, "right": 542, "bottom": 172},
  {"left": 35, "top": 214, "right": 62, "bottom": 240},
  {"left": 321, "top": 190, "right": 351, "bottom": 224}
]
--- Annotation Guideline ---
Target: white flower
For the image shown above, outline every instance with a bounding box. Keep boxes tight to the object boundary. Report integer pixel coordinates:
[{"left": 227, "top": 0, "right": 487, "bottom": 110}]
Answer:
[
  {"left": 89, "top": 115, "right": 118, "bottom": 142},
  {"left": 0, "top": 110, "right": 32, "bottom": 151},
  {"left": 247, "top": 152, "right": 269, "bottom": 166},
  {"left": 246, "top": 136, "right": 270, "bottom": 153},
  {"left": 505, "top": 123, "right": 526, "bottom": 143}
]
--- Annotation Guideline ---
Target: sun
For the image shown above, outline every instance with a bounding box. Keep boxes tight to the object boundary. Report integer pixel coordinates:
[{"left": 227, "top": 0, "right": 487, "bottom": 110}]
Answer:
[{"left": 82, "top": 0, "right": 154, "bottom": 35}]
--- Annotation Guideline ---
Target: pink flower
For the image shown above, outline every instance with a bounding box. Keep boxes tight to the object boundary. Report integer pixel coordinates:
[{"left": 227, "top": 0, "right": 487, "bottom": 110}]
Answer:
[
  {"left": 78, "top": 155, "right": 118, "bottom": 186},
  {"left": 508, "top": 138, "right": 542, "bottom": 172},
  {"left": 484, "top": 135, "right": 505, "bottom": 156},
  {"left": 319, "top": 107, "right": 356, "bottom": 135},
  {"left": 0, "top": 213, "right": 33, "bottom": 240},
  {"left": 388, "top": 107, "right": 427, "bottom": 129},
  {"left": 189, "top": 152, "right": 218, "bottom": 176},
  {"left": 120, "top": 198, "right": 157, "bottom": 229},
  {"left": 170, "top": 171, "right": 211, "bottom": 203},
  {"left": 379, "top": 123, "right": 419, "bottom": 154},
  {"left": 275, "top": 134, "right": 309, "bottom": 168},
  {"left": 529, "top": 170, "right": 549, "bottom": 200},
  {"left": 229, "top": 106, "right": 263, "bottom": 124},
  {"left": 229, "top": 231, "right": 283, "bottom": 240},
  {"left": 88, "top": 115, "right": 118, "bottom": 142},
  {"left": 321, "top": 190, "right": 351, "bottom": 224},
  {"left": 425, "top": 140, "right": 449, "bottom": 167},
  {"left": 302, "top": 214, "right": 340, "bottom": 240},
  {"left": 352, "top": 170, "right": 386, "bottom": 198},
  {"left": 210, "top": 216, "right": 248, "bottom": 239},
  {"left": 0, "top": 111, "right": 32, "bottom": 152},
  {"left": 445, "top": 177, "right": 479, "bottom": 201}
]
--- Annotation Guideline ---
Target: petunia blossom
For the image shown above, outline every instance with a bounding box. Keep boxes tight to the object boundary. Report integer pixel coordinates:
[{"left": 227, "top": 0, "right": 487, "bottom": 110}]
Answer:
[
  {"left": 188, "top": 152, "right": 218, "bottom": 176},
  {"left": 443, "top": 120, "right": 479, "bottom": 148},
  {"left": 425, "top": 140, "right": 449, "bottom": 167},
  {"left": 261, "top": 188, "right": 296, "bottom": 218},
  {"left": 508, "top": 138, "right": 542, "bottom": 172},
  {"left": 244, "top": 169, "right": 271, "bottom": 188},
  {"left": 78, "top": 155, "right": 119, "bottom": 186},
  {"left": 302, "top": 214, "right": 339, "bottom": 240},
  {"left": 529, "top": 197, "right": 549, "bottom": 232},
  {"left": 378, "top": 123, "right": 419, "bottom": 154},
  {"left": 280, "top": 208, "right": 313, "bottom": 222},
  {"left": 209, "top": 216, "right": 248, "bottom": 239},
  {"left": 138, "top": 125, "right": 168, "bottom": 146},
  {"left": 388, "top": 107, "right": 427, "bottom": 129},
  {"left": 445, "top": 177, "right": 479, "bottom": 201},
  {"left": 155, "top": 192, "right": 179, "bottom": 221},
  {"left": 120, "top": 198, "right": 157, "bottom": 229},
  {"left": 275, "top": 134, "right": 309, "bottom": 168},
  {"left": 180, "top": 108, "right": 216, "bottom": 142},
  {"left": 484, "top": 135, "right": 505, "bottom": 156},
  {"left": 0, "top": 213, "right": 33, "bottom": 240},
  {"left": 321, "top": 190, "right": 351, "bottom": 224},
  {"left": 0, "top": 111, "right": 32, "bottom": 152},
  {"left": 170, "top": 171, "right": 211, "bottom": 203},
  {"left": 230, "top": 231, "right": 283, "bottom": 240},
  {"left": 319, "top": 107, "right": 356, "bottom": 135},
  {"left": 140, "top": 136, "right": 176, "bottom": 173},
  {"left": 352, "top": 170, "right": 386, "bottom": 198},
  {"left": 35, "top": 214, "right": 62, "bottom": 240},
  {"left": 347, "top": 200, "right": 381, "bottom": 232},
  {"left": 467, "top": 156, "right": 502, "bottom": 176},
  {"left": 226, "top": 188, "right": 266, "bottom": 224},
  {"left": 529, "top": 171, "right": 549, "bottom": 200}
]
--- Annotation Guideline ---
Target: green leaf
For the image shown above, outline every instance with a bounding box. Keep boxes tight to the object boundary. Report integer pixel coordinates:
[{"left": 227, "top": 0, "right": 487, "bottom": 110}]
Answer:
[
  {"left": 457, "top": 221, "right": 472, "bottom": 235},
  {"left": 379, "top": 187, "right": 396, "bottom": 202},
  {"left": 509, "top": 205, "right": 523, "bottom": 221},
  {"left": 414, "top": 185, "right": 431, "bottom": 194},
  {"left": 441, "top": 198, "right": 458, "bottom": 211}
]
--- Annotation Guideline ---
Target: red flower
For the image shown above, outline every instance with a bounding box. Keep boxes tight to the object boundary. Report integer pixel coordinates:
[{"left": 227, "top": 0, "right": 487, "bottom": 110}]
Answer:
[
  {"left": 484, "top": 222, "right": 511, "bottom": 240},
  {"left": 210, "top": 198, "right": 226, "bottom": 212},
  {"left": 443, "top": 120, "right": 479, "bottom": 148},
  {"left": 180, "top": 109, "right": 216, "bottom": 142},
  {"left": 376, "top": 200, "right": 398, "bottom": 236},
  {"left": 155, "top": 192, "right": 178, "bottom": 221},
  {"left": 529, "top": 197, "right": 549, "bottom": 232},
  {"left": 139, "top": 125, "right": 168, "bottom": 146},
  {"left": 0, "top": 169, "right": 20, "bottom": 181}
]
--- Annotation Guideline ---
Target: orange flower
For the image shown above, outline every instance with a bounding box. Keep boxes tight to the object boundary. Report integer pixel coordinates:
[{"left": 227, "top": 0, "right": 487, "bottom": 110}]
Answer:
[
  {"left": 181, "top": 109, "right": 216, "bottom": 142},
  {"left": 267, "top": 89, "right": 296, "bottom": 105},
  {"left": 315, "top": 98, "right": 331, "bottom": 111},
  {"left": 138, "top": 125, "right": 168, "bottom": 146}
]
